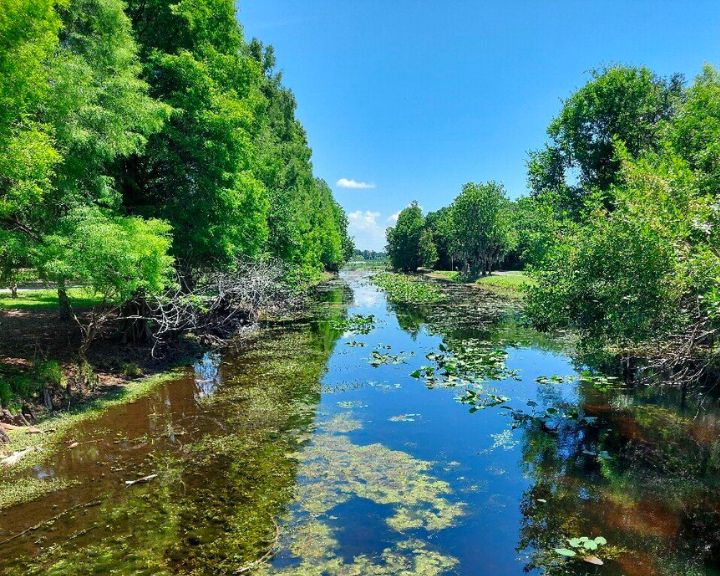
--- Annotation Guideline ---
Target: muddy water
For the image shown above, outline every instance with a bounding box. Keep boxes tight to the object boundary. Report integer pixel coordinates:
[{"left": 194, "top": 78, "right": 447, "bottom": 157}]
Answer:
[{"left": 1, "top": 271, "right": 720, "bottom": 575}]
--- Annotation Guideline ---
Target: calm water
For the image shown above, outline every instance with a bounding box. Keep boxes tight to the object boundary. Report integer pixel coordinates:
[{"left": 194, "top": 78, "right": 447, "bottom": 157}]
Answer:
[{"left": 1, "top": 270, "right": 720, "bottom": 575}]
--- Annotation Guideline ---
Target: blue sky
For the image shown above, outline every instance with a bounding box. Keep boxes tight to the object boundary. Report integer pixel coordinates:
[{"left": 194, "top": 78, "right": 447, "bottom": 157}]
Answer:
[{"left": 240, "top": 1, "right": 720, "bottom": 250}]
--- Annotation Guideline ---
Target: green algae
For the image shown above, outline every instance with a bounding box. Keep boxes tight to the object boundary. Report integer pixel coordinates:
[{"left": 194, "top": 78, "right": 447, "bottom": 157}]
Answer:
[
  {"left": 254, "top": 425, "right": 464, "bottom": 575},
  {"left": 0, "top": 476, "right": 79, "bottom": 511}
]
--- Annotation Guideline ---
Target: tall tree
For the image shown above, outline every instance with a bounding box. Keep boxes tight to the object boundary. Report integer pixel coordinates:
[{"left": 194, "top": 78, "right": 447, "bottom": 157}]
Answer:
[
  {"left": 450, "top": 182, "right": 513, "bottom": 278},
  {"left": 386, "top": 202, "right": 425, "bottom": 272},
  {"left": 122, "top": 0, "right": 268, "bottom": 278},
  {"left": 529, "top": 66, "right": 683, "bottom": 214}
]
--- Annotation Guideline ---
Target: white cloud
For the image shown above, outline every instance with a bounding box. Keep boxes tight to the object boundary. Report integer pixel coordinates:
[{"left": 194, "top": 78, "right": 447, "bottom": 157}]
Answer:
[
  {"left": 347, "top": 210, "right": 387, "bottom": 251},
  {"left": 336, "top": 178, "right": 376, "bottom": 190},
  {"left": 387, "top": 211, "right": 400, "bottom": 224}
]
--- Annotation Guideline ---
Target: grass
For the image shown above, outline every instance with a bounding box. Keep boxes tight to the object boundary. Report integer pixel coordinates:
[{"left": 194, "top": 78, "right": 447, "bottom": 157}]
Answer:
[
  {"left": 0, "top": 287, "right": 102, "bottom": 310},
  {"left": 427, "top": 270, "right": 533, "bottom": 298}
]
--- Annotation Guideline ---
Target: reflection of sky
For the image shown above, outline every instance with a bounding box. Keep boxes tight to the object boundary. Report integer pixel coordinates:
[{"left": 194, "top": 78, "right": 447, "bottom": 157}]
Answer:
[
  {"left": 299, "top": 270, "right": 587, "bottom": 575},
  {"left": 193, "top": 352, "right": 222, "bottom": 400},
  {"left": 351, "top": 284, "right": 381, "bottom": 309}
]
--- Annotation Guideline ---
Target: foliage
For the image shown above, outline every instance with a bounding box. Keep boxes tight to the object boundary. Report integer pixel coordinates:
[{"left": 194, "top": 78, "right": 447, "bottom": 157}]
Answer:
[
  {"left": 529, "top": 65, "right": 682, "bottom": 211},
  {"left": 0, "top": 0, "right": 351, "bottom": 360},
  {"left": 523, "top": 64, "right": 720, "bottom": 373},
  {"left": 372, "top": 272, "right": 443, "bottom": 304},
  {"left": 449, "top": 181, "right": 515, "bottom": 278},
  {"left": 386, "top": 201, "right": 426, "bottom": 271},
  {"left": 424, "top": 207, "right": 455, "bottom": 270},
  {"left": 38, "top": 208, "right": 175, "bottom": 305}
]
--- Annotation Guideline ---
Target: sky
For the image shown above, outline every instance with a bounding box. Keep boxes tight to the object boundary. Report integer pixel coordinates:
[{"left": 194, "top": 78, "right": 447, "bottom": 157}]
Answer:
[{"left": 239, "top": 1, "right": 720, "bottom": 251}]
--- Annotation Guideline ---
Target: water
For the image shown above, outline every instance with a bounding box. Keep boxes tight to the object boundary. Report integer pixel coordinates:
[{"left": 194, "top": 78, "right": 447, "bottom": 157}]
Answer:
[{"left": 1, "top": 270, "right": 719, "bottom": 575}]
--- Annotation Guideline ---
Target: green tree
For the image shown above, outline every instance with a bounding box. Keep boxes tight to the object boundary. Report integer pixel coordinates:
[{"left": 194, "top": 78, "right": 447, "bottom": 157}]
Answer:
[
  {"left": 669, "top": 65, "right": 720, "bottom": 195},
  {"left": 386, "top": 202, "right": 425, "bottom": 272},
  {"left": 450, "top": 182, "right": 513, "bottom": 278},
  {"left": 529, "top": 66, "right": 683, "bottom": 213},
  {"left": 122, "top": 0, "right": 268, "bottom": 278},
  {"left": 248, "top": 40, "right": 351, "bottom": 278},
  {"left": 418, "top": 228, "right": 438, "bottom": 269},
  {"left": 425, "top": 207, "right": 455, "bottom": 270}
]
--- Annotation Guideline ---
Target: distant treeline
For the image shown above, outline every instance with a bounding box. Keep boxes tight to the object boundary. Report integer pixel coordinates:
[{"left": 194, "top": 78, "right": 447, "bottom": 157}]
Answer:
[
  {"left": 352, "top": 250, "right": 388, "bottom": 261},
  {"left": 0, "top": 0, "right": 353, "bottom": 308},
  {"left": 388, "top": 65, "right": 720, "bottom": 376}
]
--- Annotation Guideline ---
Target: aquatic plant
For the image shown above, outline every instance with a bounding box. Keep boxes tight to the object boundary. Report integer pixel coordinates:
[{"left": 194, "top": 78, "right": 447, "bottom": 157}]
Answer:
[
  {"left": 371, "top": 273, "right": 443, "bottom": 304},
  {"left": 331, "top": 313, "right": 376, "bottom": 335}
]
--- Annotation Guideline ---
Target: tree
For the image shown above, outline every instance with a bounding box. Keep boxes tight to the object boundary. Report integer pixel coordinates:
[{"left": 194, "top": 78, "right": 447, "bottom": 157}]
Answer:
[
  {"left": 122, "top": 0, "right": 268, "bottom": 278},
  {"left": 669, "top": 65, "right": 720, "bottom": 196},
  {"left": 425, "top": 207, "right": 455, "bottom": 270},
  {"left": 386, "top": 202, "right": 425, "bottom": 272},
  {"left": 248, "top": 40, "right": 351, "bottom": 278},
  {"left": 529, "top": 66, "right": 683, "bottom": 214},
  {"left": 1, "top": 0, "right": 173, "bottom": 317},
  {"left": 418, "top": 229, "right": 438, "bottom": 269},
  {"left": 450, "top": 182, "right": 513, "bottom": 278}
]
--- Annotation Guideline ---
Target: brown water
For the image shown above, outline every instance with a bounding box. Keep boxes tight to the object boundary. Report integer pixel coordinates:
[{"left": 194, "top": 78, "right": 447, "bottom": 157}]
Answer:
[{"left": 1, "top": 271, "right": 720, "bottom": 575}]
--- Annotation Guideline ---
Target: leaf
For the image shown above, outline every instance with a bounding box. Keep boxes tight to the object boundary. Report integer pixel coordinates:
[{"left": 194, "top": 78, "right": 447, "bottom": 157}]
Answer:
[
  {"left": 568, "top": 538, "right": 583, "bottom": 547},
  {"left": 593, "top": 536, "right": 607, "bottom": 545},
  {"left": 582, "top": 555, "right": 604, "bottom": 566},
  {"left": 583, "top": 540, "right": 598, "bottom": 551},
  {"left": 554, "top": 548, "right": 577, "bottom": 557}
]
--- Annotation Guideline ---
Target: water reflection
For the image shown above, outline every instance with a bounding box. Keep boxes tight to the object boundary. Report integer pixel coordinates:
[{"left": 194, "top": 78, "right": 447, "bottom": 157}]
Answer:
[
  {"left": 2, "top": 271, "right": 720, "bottom": 575},
  {"left": 193, "top": 351, "right": 222, "bottom": 400}
]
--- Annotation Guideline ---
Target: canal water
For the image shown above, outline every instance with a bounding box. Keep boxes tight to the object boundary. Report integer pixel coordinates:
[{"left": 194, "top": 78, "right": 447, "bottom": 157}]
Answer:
[{"left": 1, "top": 270, "right": 719, "bottom": 575}]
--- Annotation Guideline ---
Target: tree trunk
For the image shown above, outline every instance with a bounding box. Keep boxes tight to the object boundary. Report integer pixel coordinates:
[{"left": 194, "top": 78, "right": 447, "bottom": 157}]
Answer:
[
  {"left": 58, "top": 279, "right": 72, "bottom": 321},
  {"left": 10, "top": 282, "right": 17, "bottom": 299}
]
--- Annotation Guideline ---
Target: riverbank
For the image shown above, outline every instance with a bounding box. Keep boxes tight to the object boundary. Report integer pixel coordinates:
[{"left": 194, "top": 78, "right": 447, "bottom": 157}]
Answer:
[
  {"left": 425, "top": 270, "right": 532, "bottom": 299},
  {"left": 0, "top": 271, "right": 335, "bottom": 451}
]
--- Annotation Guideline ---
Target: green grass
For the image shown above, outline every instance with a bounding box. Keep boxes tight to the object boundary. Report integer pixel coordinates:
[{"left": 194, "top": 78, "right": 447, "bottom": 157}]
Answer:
[
  {"left": 427, "top": 270, "right": 532, "bottom": 298},
  {"left": 0, "top": 287, "right": 102, "bottom": 310}
]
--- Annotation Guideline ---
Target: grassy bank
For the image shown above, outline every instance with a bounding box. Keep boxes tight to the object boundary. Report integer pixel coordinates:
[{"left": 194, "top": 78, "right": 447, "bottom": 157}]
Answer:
[
  {"left": 426, "top": 270, "right": 532, "bottom": 298},
  {"left": 0, "top": 287, "right": 102, "bottom": 310}
]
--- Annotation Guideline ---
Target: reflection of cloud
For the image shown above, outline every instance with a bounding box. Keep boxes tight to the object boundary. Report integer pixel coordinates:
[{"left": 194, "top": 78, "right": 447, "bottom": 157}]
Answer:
[
  {"left": 336, "top": 178, "right": 376, "bottom": 189},
  {"left": 348, "top": 210, "right": 386, "bottom": 251},
  {"left": 352, "top": 285, "right": 381, "bottom": 308}
]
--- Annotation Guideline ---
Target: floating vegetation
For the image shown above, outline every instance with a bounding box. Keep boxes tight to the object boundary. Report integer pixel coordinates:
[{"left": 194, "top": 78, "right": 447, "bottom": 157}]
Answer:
[
  {"left": 458, "top": 388, "right": 509, "bottom": 412},
  {"left": 321, "top": 413, "right": 363, "bottom": 434},
  {"left": 389, "top": 413, "right": 421, "bottom": 422},
  {"left": 371, "top": 273, "right": 443, "bottom": 303},
  {"left": 259, "top": 537, "right": 458, "bottom": 576},
  {"left": 480, "top": 429, "right": 519, "bottom": 453},
  {"left": 411, "top": 340, "right": 516, "bottom": 388},
  {"left": 257, "top": 428, "right": 464, "bottom": 575},
  {"left": 535, "top": 374, "right": 576, "bottom": 385},
  {"left": 579, "top": 371, "right": 622, "bottom": 392},
  {"left": 369, "top": 350, "right": 411, "bottom": 367},
  {"left": 555, "top": 536, "right": 609, "bottom": 566},
  {"left": 336, "top": 400, "right": 367, "bottom": 409},
  {"left": 344, "top": 339, "right": 366, "bottom": 347},
  {"left": 332, "top": 313, "right": 376, "bottom": 335}
]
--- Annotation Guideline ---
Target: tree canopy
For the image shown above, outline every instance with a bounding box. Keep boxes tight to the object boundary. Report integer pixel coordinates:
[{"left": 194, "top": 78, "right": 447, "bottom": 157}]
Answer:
[{"left": 0, "top": 0, "right": 352, "bottom": 312}]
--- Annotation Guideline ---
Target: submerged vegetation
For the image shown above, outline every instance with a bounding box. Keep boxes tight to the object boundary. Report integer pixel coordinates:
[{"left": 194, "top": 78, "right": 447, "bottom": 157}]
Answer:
[{"left": 3, "top": 1, "right": 720, "bottom": 574}]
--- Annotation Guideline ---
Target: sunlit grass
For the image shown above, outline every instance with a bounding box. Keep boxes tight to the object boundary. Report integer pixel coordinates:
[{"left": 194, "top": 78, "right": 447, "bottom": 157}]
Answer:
[
  {"left": 427, "top": 270, "right": 533, "bottom": 298},
  {"left": 0, "top": 288, "right": 102, "bottom": 310}
]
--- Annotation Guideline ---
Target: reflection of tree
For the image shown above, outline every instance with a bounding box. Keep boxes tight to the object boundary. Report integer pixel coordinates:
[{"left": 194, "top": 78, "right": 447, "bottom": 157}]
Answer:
[
  {"left": 389, "top": 301, "right": 426, "bottom": 338},
  {"left": 9, "top": 286, "right": 349, "bottom": 575},
  {"left": 514, "top": 381, "right": 720, "bottom": 576}
]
